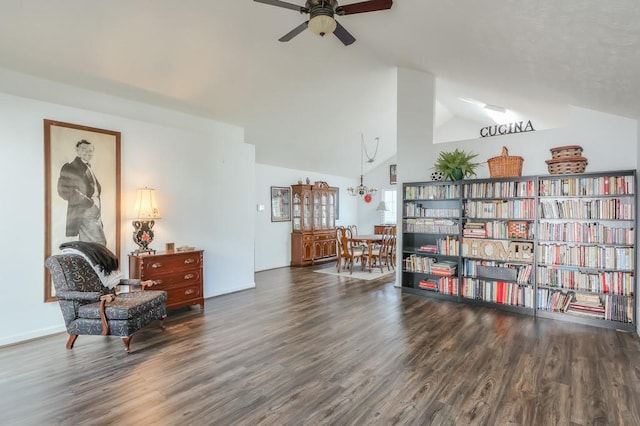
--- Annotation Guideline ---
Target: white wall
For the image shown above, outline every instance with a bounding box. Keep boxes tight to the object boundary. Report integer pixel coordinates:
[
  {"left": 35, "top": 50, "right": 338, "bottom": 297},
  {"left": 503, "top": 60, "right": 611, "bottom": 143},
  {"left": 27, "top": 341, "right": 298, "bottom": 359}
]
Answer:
[
  {"left": 0, "top": 71, "right": 255, "bottom": 346},
  {"left": 395, "top": 68, "right": 437, "bottom": 285},
  {"left": 254, "top": 164, "right": 358, "bottom": 271},
  {"left": 434, "top": 115, "right": 483, "bottom": 144}
]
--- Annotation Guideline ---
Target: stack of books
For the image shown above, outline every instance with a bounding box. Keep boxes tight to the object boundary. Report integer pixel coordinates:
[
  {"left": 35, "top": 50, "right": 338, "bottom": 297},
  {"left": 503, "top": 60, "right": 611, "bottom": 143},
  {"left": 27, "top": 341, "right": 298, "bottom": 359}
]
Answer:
[
  {"left": 418, "top": 279, "right": 439, "bottom": 291},
  {"left": 463, "top": 222, "right": 487, "bottom": 238},
  {"left": 418, "top": 245, "right": 437, "bottom": 253},
  {"left": 567, "top": 293, "right": 605, "bottom": 319},
  {"left": 431, "top": 261, "right": 457, "bottom": 276}
]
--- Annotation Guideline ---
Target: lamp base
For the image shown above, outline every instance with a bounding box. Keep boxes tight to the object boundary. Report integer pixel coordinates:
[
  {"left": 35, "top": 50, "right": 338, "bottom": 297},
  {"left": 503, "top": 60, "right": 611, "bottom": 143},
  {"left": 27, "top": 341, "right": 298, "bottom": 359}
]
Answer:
[
  {"left": 131, "top": 248, "right": 156, "bottom": 255},
  {"left": 132, "top": 220, "right": 156, "bottom": 255}
]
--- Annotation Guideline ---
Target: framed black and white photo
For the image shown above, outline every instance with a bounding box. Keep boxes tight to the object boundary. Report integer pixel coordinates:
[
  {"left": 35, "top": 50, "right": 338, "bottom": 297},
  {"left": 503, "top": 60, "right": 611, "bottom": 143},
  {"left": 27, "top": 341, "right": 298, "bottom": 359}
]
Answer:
[
  {"left": 44, "top": 120, "right": 121, "bottom": 302},
  {"left": 271, "top": 186, "right": 291, "bottom": 222},
  {"left": 390, "top": 164, "right": 397, "bottom": 185}
]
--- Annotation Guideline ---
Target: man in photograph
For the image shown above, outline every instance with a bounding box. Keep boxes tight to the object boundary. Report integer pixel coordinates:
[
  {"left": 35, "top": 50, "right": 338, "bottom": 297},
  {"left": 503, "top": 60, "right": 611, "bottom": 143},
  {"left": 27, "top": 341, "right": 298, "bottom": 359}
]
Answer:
[{"left": 57, "top": 139, "right": 107, "bottom": 245}]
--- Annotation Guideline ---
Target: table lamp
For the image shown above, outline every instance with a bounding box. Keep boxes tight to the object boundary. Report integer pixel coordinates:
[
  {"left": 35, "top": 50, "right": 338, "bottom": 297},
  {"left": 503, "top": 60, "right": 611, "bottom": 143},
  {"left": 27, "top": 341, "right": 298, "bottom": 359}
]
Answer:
[
  {"left": 132, "top": 187, "right": 161, "bottom": 254},
  {"left": 376, "top": 200, "right": 388, "bottom": 224}
]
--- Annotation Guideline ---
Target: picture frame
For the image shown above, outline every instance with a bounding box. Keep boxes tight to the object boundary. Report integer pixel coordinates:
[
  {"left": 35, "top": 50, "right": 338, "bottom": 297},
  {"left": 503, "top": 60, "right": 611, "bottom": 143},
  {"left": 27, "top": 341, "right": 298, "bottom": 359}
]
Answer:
[
  {"left": 390, "top": 164, "right": 397, "bottom": 185},
  {"left": 44, "top": 120, "right": 121, "bottom": 302},
  {"left": 270, "top": 186, "right": 291, "bottom": 222}
]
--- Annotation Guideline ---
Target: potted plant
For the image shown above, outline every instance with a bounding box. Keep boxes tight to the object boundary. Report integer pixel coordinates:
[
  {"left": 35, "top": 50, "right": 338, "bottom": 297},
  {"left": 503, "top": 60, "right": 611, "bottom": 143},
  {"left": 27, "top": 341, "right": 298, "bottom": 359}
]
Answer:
[{"left": 434, "top": 149, "right": 480, "bottom": 180}]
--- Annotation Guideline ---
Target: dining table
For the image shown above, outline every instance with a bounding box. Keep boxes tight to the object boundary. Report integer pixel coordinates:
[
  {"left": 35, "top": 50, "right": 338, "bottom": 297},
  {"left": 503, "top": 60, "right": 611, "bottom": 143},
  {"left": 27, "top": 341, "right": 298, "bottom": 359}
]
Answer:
[{"left": 350, "top": 234, "right": 385, "bottom": 272}]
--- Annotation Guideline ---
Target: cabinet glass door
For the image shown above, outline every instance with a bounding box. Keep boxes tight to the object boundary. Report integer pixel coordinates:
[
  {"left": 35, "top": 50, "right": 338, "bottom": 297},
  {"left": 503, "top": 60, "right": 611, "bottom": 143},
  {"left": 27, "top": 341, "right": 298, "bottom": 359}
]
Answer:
[
  {"left": 328, "top": 193, "right": 335, "bottom": 228},
  {"left": 313, "top": 193, "right": 321, "bottom": 229},
  {"left": 321, "top": 192, "right": 327, "bottom": 228},
  {"left": 292, "top": 193, "right": 301, "bottom": 230},
  {"left": 303, "top": 193, "right": 311, "bottom": 230}
]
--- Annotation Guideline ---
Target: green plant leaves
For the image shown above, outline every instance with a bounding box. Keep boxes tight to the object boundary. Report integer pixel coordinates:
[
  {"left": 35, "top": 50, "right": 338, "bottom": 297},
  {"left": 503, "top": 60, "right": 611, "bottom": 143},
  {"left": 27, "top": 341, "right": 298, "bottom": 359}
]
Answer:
[{"left": 434, "top": 149, "right": 480, "bottom": 180}]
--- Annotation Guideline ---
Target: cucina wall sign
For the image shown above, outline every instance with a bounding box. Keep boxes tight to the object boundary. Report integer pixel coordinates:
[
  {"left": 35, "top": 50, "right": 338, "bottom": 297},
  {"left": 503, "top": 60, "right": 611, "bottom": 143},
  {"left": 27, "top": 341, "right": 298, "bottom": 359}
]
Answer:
[{"left": 480, "top": 120, "right": 535, "bottom": 138}]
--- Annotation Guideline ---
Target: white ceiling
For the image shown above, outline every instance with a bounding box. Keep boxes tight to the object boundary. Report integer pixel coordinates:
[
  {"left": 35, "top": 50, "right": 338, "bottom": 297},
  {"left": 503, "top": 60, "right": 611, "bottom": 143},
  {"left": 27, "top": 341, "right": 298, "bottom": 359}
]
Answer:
[{"left": 1, "top": 0, "right": 639, "bottom": 177}]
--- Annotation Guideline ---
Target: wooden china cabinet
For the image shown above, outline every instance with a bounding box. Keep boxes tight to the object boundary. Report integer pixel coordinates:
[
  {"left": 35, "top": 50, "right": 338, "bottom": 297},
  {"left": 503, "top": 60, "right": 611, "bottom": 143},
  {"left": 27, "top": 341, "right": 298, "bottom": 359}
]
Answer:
[{"left": 290, "top": 181, "right": 337, "bottom": 266}]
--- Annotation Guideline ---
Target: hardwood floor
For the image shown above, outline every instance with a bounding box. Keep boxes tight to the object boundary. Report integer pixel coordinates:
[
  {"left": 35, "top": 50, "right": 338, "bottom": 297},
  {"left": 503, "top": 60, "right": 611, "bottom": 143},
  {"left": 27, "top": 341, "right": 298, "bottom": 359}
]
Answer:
[{"left": 2, "top": 266, "right": 640, "bottom": 425}]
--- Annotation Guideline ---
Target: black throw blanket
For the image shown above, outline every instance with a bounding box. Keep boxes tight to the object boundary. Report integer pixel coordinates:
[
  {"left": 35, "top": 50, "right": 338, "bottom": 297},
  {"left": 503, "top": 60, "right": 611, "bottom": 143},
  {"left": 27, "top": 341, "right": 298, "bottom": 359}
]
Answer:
[{"left": 60, "top": 241, "right": 119, "bottom": 274}]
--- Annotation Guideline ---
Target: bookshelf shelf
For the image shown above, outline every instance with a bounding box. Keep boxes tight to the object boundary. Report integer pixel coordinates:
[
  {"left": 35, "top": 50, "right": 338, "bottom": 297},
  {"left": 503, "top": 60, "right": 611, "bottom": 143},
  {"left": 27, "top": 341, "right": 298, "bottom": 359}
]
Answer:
[{"left": 401, "top": 170, "right": 637, "bottom": 331}]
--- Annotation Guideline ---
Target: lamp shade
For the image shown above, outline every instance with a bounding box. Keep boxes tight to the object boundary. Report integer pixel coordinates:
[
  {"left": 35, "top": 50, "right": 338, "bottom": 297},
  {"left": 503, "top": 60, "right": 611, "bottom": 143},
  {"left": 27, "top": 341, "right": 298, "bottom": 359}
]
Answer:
[
  {"left": 133, "top": 187, "right": 161, "bottom": 219},
  {"left": 308, "top": 15, "right": 337, "bottom": 36},
  {"left": 376, "top": 201, "right": 388, "bottom": 211}
]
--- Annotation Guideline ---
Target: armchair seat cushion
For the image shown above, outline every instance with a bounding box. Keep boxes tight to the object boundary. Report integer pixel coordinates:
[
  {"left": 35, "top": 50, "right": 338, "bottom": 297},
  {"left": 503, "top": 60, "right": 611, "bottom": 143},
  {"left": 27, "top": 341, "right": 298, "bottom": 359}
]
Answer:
[{"left": 78, "top": 291, "right": 167, "bottom": 320}]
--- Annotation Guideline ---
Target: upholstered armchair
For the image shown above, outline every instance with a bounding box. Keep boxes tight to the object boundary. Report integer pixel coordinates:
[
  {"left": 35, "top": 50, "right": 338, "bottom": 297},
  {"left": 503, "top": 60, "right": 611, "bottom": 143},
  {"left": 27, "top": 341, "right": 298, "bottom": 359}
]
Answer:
[{"left": 45, "top": 254, "right": 168, "bottom": 353}]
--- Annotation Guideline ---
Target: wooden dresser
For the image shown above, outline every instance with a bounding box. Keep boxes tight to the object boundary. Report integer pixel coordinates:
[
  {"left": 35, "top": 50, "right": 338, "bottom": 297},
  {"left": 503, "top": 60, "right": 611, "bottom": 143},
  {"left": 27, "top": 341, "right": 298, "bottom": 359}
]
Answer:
[
  {"left": 129, "top": 250, "right": 204, "bottom": 311},
  {"left": 374, "top": 225, "right": 387, "bottom": 235}
]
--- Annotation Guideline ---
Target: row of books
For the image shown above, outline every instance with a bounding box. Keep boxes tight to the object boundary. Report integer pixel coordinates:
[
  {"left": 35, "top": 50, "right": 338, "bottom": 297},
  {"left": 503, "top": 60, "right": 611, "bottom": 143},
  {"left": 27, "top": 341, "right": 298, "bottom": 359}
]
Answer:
[
  {"left": 538, "top": 175, "right": 634, "bottom": 197},
  {"left": 537, "top": 244, "right": 635, "bottom": 270},
  {"left": 463, "top": 221, "right": 533, "bottom": 240},
  {"left": 404, "top": 204, "right": 460, "bottom": 218},
  {"left": 536, "top": 266, "right": 634, "bottom": 296},
  {"left": 417, "top": 277, "right": 459, "bottom": 295},
  {"left": 416, "top": 237, "right": 459, "bottom": 256},
  {"left": 537, "top": 288, "right": 573, "bottom": 313},
  {"left": 404, "top": 174, "right": 634, "bottom": 201},
  {"left": 405, "top": 185, "right": 460, "bottom": 200},
  {"left": 461, "top": 278, "right": 534, "bottom": 308},
  {"left": 462, "top": 180, "right": 536, "bottom": 199},
  {"left": 464, "top": 199, "right": 536, "bottom": 219},
  {"left": 404, "top": 256, "right": 457, "bottom": 276},
  {"left": 538, "top": 221, "right": 634, "bottom": 245},
  {"left": 404, "top": 255, "right": 435, "bottom": 274},
  {"left": 463, "top": 259, "right": 533, "bottom": 284},
  {"left": 539, "top": 199, "right": 634, "bottom": 220},
  {"left": 537, "top": 289, "right": 633, "bottom": 323},
  {"left": 403, "top": 218, "right": 459, "bottom": 234}
]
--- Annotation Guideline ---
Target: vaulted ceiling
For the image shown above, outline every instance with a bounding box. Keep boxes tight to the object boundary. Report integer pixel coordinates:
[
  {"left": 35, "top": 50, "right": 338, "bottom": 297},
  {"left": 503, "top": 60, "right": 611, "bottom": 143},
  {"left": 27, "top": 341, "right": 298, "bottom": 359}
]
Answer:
[{"left": 1, "top": 1, "right": 639, "bottom": 177}]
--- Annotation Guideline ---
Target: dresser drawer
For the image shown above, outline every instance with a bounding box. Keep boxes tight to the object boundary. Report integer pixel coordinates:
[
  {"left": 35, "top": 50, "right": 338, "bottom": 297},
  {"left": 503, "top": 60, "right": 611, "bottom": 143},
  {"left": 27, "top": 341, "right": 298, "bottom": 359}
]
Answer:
[
  {"left": 138, "top": 251, "right": 202, "bottom": 277},
  {"left": 150, "top": 269, "right": 202, "bottom": 287},
  {"left": 162, "top": 282, "right": 203, "bottom": 308}
]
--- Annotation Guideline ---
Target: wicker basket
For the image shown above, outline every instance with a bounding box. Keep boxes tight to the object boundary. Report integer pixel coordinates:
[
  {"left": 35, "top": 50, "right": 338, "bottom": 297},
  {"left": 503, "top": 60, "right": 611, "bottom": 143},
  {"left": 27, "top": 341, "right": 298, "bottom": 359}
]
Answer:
[
  {"left": 487, "top": 146, "right": 523, "bottom": 178},
  {"left": 550, "top": 145, "right": 583, "bottom": 159},
  {"left": 507, "top": 221, "right": 529, "bottom": 239},
  {"left": 545, "top": 157, "right": 588, "bottom": 174}
]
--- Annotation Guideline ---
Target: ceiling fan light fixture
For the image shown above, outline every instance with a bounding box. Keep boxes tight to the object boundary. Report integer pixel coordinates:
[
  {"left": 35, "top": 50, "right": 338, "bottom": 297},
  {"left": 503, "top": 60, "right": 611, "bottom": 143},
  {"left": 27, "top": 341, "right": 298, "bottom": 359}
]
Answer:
[{"left": 308, "top": 14, "right": 336, "bottom": 36}]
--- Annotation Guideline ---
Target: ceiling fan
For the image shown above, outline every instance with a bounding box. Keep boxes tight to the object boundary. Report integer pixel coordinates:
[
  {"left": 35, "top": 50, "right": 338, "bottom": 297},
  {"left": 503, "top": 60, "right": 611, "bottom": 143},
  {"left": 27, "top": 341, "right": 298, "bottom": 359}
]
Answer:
[{"left": 254, "top": 0, "right": 393, "bottom": 46}]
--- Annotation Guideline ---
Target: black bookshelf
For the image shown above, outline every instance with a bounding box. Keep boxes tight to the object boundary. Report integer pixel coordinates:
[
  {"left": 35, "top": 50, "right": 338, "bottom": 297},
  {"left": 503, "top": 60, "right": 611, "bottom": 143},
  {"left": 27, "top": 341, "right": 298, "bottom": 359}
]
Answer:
[{"left": 401, "top": 170, "right": 637, "bottom": 332}]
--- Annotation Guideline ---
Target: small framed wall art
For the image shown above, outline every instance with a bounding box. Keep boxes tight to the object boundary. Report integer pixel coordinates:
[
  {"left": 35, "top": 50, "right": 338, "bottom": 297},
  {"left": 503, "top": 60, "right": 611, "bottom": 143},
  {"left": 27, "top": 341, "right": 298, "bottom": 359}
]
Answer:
[
  {"left": 390, "top": 164, "right": 397, "bottom": 185},
  {"left": 271, "top": 186, "right": 291, "bottom": 222}
]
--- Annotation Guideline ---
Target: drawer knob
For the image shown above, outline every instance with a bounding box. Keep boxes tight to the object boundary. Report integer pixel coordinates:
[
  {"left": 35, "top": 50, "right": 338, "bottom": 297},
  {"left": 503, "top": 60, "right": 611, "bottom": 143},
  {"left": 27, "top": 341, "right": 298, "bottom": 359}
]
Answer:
[
  {"left": 151, "top": 262, "right": 163, "bottom": 269},
  {"left": 184, "top": 289, "right": 195, "bottom": 295},
  {"left": 184, "top": 258, "right": 195, "bottom": 264},
  {"left": 184, "top": 274, "right": 195, "bottom": 280}
]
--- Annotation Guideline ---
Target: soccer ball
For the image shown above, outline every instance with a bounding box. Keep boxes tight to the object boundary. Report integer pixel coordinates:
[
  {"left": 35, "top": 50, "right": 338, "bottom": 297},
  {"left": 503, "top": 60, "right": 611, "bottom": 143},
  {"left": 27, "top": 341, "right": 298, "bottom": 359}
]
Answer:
[{"left": 431, "top": 171, "right": 444, "bottom": 181}]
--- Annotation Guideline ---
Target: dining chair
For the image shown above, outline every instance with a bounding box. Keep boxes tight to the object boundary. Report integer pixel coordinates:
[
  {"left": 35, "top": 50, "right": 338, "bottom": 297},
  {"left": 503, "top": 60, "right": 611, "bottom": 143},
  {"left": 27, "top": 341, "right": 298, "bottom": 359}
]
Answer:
[
  {"left": 335, "top": 226, "right": 348, "bottom": 272},
  {"left": 340, "top": 227, "right": 366, "bottom": 274},
  {"left": 370, "top": 228, "right": 395, "bottom": 272},
  {"left": 387, "top": 226, "right": 397, "bottom": 269}
]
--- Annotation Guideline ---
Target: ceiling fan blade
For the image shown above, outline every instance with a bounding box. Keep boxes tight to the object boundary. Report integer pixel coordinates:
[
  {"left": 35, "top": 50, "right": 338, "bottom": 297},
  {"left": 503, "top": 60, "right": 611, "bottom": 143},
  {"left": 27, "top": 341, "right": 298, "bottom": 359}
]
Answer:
[
  {"left": 334, "top": 21, "right": 356, "bottom": 46},
  {"left": 254, "top": 0, "right": 307, "bottom": 13},
  {"left": 337, "top": 0, "right": 392, "bottom": 15},
  {"left": 279, "top": 21, "right": 309, "bottom": 42}
]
